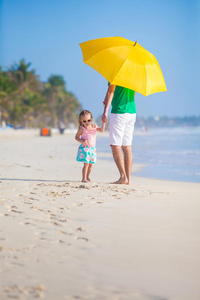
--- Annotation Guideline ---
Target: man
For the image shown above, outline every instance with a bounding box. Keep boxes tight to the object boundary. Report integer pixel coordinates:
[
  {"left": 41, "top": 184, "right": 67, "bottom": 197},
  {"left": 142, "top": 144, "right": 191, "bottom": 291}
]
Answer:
[{"left": 101, "top": 84, "right": 136, "bottom": 185}]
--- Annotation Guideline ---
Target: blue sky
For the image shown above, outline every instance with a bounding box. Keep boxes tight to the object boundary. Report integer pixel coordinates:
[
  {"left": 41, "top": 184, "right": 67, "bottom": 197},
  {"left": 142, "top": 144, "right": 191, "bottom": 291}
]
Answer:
[{"left": 1, "top": 0, "right": 199, "bottom": 118}]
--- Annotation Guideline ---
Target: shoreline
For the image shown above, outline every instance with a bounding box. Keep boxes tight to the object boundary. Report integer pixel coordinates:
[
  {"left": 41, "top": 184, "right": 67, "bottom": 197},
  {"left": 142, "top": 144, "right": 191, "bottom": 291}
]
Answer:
[{"left": 0, "top": 128, "right": 199, "bottom": 184}]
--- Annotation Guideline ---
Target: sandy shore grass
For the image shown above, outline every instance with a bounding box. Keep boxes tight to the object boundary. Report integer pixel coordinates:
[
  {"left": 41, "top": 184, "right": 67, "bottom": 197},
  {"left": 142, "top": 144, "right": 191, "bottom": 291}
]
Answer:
[{"left": 0, "top": 130, "right": 200, "bottom": 300}]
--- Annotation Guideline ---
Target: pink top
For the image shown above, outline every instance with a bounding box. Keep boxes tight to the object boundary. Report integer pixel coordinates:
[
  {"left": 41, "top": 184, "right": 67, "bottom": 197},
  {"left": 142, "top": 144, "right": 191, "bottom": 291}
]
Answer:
[{"left": 81, "top": 125, "right": 97, "bottom": 147}]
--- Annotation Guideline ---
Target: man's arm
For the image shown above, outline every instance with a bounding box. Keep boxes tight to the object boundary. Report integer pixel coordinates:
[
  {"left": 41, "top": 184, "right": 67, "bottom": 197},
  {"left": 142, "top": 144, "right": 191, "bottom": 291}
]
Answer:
[{"left": 101, "top": 84, "right": 116, "bottom": 122}]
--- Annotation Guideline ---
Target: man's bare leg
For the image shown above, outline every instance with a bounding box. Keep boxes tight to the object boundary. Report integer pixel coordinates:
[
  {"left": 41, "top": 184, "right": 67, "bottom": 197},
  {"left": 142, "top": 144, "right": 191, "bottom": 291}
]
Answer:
[
  {"left": 111, "top": 145, "right": 127, "bottom": 184},
  {"left": 122, "top": 145, "right": 133, "bottom": 185}
]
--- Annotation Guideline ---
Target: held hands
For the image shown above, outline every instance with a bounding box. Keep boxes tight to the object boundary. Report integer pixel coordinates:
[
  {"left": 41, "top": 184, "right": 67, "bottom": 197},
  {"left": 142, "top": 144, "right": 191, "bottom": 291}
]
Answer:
[{"left": 101, "top": 113, "right": 108, "bottom": 123}]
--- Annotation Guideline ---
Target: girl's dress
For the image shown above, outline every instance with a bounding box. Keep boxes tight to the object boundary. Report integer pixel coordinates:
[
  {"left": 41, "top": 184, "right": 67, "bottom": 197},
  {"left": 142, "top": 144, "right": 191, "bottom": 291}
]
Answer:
[{"left": 76, "top": 126, "right": 97, "bottom": 164}]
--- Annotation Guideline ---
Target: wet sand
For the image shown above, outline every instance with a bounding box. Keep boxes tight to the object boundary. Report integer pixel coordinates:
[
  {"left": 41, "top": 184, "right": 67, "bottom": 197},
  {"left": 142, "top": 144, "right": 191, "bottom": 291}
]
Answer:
[{"left": 0, "top": 130, "right": 200, "bottom": 300}]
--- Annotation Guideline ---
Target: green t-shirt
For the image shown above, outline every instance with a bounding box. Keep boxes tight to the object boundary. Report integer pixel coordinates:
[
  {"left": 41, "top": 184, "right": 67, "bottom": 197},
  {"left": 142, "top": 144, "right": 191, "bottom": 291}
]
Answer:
[{"left": 111, "top": 85, "right": 136, "bottom": 114}]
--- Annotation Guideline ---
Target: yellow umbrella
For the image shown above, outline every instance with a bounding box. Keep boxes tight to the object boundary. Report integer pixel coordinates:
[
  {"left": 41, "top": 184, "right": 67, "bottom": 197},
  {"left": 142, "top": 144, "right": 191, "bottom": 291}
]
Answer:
[{"left": 79, "top": 36, "right": 167, "bottom": 96}]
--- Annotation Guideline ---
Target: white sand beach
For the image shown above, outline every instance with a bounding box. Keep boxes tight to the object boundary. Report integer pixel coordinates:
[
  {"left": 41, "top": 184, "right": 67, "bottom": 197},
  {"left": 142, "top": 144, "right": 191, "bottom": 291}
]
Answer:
[{"left": 0, "top": 129, "right": 200, "bottom": 300}]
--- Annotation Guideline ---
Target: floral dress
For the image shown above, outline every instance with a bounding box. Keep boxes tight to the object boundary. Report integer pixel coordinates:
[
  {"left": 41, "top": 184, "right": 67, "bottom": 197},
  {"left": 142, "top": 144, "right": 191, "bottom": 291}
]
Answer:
[{"left": 76, "top": 126, "right": 97, "bottom": 164}]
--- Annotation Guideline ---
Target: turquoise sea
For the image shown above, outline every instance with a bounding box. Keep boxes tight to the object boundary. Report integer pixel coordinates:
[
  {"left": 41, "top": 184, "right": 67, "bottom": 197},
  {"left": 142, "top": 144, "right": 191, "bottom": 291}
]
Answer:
[{"left": 96, "top": 127, "right": 200, "bottom": 183}]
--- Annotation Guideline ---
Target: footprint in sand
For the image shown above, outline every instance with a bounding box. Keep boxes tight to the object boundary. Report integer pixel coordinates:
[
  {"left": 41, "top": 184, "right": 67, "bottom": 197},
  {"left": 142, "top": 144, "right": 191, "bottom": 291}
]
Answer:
[
  {"left": 23, "top": 201, "right": 33, "bottom": 205},
  {"left": 78, "top": 184, "right": 90, "bottom": 189},
  {"left": 61, "top": 191, "right": 70, "bottom": 195},
  {"left": 3, "top": 213, "right": 10, "bottom": 217},
  {"left": 58, "top": 230, "right": 73, "bottom": 236},
  {"left": 57, "top": 218, "right": 67, "bottom": 223},
  {"left": 9, "top": 208, "right": 23, "bottom": 214},
  {"left": 30, "top": 206, "right": 43, "bottom": 211},
  {"left": 59, "top": 239, "right": 65, "bottom": 243},
  {"left": 20, "top": 222, "right": 31, "bottom": 225},
  {"left": 76, "top": 227, "right": 85, "bottom": 232},
  {"left": 75, "top": 236, "right": 89, "bottom": 242},
  {"left": 53, "top": 221, "right": 61, "bottom": 227},
  {"left": 149, "top": 191, "right": 170, "bottom": 195},
  {"left": 72, "top": 203, "right": 83, "bottom": 207},
  {"left": 4, "top": 284, "right": 45, "bottom": 299}
]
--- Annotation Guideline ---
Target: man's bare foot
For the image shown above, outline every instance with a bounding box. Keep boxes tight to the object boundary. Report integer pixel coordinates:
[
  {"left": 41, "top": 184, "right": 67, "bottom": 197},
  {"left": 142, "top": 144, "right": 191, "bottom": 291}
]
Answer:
[
  {"left": 81, "top": 179, "right": 89, "bottom": 183},
  {"left": 112, "top": 177, "right": 127, "bottom": 184}
]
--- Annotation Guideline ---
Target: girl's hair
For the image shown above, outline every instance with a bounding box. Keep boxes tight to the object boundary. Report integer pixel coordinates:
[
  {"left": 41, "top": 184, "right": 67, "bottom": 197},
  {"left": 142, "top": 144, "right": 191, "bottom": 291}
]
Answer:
[{"left": 78, "top": 110, "right": 93, "bottom": 128}]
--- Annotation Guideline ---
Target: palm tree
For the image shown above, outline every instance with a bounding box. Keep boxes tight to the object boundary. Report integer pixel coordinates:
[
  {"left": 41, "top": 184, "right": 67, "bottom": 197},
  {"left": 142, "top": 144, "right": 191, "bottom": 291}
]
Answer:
[
  {"left": 64, "top": 91, "right": 81, "bottom": 124},
  {"left": 0, "top": 68, "right": 16, "bottom": 124},
  {"left": 22, "top": 90, "right": 50, "bottom": 127},
  {"left": 0, "top": 60, "right": 82, "bottom": 128},
  {"left": 44, "top": 75, "right": 67, "bottom": 127},
  {"left": 9, "top": 59, "right": 41, "bottom": 93},
  {"left": 7, "top": 59, "right": 42, "bottom": 126}
]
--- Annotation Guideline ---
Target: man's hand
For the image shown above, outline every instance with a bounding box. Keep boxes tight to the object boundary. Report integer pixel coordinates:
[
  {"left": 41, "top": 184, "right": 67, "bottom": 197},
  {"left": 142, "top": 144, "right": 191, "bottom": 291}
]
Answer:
[{"left": 101, "top": 113, "right": 108, "bottom": 123}]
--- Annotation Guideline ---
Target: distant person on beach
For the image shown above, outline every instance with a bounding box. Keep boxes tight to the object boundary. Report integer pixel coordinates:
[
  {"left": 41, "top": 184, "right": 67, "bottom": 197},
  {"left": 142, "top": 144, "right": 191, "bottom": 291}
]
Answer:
[
  {"left": 75, "top": 110, "right": 106, "bottom": 183},
  {"left": 101, "top": 84, "right": 136, "bottom": 185}
]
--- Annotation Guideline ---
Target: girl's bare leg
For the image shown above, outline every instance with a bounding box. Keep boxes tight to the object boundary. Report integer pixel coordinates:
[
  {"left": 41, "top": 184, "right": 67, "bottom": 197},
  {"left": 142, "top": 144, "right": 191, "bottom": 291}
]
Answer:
[
  {"left": 82, "top": 163, "right": 89, "bottom": 182},
  {"left": 87, "top": 163, "right": 93, "bottom": 182}
]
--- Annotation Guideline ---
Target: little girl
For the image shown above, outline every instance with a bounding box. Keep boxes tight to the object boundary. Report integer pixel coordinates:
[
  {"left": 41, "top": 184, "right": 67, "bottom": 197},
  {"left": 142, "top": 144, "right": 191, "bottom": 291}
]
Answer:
[{"left": 75, "top": 110, "right": 106, "bottom": 182}]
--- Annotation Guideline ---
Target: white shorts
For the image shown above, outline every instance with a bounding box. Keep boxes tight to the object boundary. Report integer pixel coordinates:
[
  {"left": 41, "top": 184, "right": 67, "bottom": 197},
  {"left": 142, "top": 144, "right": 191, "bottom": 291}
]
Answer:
[{"left": 109, "top": 113, "right": 136, "bottom": 146}]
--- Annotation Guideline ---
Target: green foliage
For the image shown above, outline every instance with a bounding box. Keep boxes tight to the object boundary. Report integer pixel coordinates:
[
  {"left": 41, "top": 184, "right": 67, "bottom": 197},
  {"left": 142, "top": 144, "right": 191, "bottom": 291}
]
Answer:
[{"left": 0, "top": 60, "right": 81, "bottom": 127}]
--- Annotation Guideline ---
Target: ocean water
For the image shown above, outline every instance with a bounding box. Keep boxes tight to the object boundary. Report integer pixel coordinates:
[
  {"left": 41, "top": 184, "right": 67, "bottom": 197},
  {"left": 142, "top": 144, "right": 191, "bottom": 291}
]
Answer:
[{"left": 96, "top": 127, "right": 200, "bottom": 183}]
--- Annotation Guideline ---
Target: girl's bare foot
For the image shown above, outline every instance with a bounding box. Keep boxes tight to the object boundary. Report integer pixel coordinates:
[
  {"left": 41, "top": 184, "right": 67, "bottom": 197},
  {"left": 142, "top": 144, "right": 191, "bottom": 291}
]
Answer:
[
  {"left": 87, "top": 178, "right": 92, "bottom": 182},
  {"left": 81, "top": 179, "right": 89, "bottom": 183}
]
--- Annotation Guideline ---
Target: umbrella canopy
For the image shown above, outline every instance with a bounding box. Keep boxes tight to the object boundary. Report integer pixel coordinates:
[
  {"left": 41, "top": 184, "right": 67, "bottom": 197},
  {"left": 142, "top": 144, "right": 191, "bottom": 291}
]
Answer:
[{"left": 79, "top": 36, "right": 167, "bottom": 96}]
